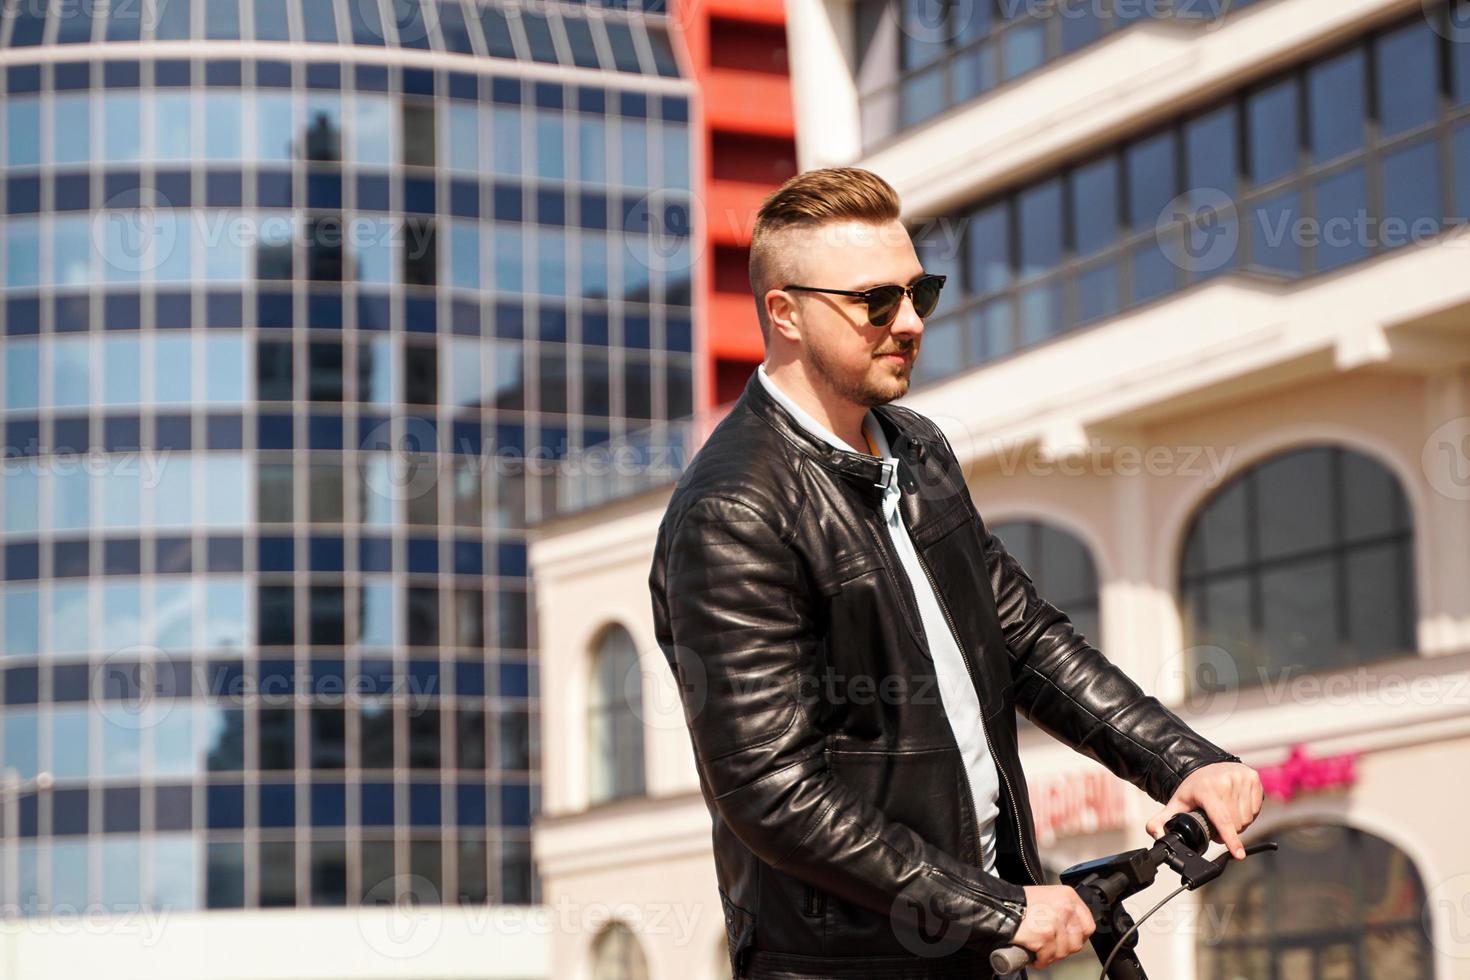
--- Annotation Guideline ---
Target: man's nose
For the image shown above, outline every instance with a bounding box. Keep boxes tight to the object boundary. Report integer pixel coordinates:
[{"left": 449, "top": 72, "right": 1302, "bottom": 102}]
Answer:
[{"left": 889, "top": 293, "right": 925, "bottom": 340}]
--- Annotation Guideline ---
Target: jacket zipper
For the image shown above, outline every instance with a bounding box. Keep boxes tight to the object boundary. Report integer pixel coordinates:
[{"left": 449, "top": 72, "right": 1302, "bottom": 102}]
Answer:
[
  {"left": 912, "top": 544, "right": 1045, "bottom": 888},
  {"left": 922, "top": 863, "right": 1027, "bottom": 919}
]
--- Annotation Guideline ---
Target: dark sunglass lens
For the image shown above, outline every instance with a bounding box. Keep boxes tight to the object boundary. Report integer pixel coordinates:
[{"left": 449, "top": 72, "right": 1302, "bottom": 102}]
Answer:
[
  {"left": 912, "top": 276, "right": 944, "bottom": 317},
  {"left": 866, "top": 286, "right": 904, "bottom": 326}
]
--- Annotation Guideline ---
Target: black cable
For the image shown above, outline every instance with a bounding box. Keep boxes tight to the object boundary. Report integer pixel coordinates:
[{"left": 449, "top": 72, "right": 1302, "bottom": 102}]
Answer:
[{"left": 1096, "top": 882, "right": 1187, "bottom": 980}]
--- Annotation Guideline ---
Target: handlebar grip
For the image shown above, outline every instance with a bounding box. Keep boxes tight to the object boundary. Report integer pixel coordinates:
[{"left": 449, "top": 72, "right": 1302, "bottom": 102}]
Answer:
[{"left": 989, "top": 945, "right": 1034, "bottom": 975}]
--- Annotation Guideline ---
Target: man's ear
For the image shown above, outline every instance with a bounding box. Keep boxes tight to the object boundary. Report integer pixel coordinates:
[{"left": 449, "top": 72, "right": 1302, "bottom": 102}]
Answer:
[{"left": 765, "top": 287, "right": 802, "bottom": 345}]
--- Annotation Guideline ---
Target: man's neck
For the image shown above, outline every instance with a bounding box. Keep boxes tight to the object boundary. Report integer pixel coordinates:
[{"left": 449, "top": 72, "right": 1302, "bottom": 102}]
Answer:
[{"left": 761, "top": 361, "right": 871, "bottom": 454}]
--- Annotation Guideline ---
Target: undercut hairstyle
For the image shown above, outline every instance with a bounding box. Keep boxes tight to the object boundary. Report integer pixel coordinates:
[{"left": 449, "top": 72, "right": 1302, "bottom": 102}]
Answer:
[{"left": 748, "top": 167, "right": 902, "bottom": 344}]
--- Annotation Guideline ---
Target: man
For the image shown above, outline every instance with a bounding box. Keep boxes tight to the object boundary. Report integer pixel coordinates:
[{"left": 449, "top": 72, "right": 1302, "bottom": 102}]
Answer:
[{"left": 647, "top": 167, "right": 1262, "bottom": 979}]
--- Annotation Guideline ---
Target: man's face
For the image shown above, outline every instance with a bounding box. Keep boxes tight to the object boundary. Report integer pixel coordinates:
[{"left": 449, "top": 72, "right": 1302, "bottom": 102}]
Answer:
[{"left": 779, "top": 219, "right": 928, "bottom": 408}]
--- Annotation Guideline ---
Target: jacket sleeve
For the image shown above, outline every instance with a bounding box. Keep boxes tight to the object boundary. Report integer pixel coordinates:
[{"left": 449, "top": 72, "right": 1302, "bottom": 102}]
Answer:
[
  {"left": 651, "top": 492, "right": 1029, "bottom": 953},
  {"left": 979, "top": 516, "right": 1242, "bottom": 804}
]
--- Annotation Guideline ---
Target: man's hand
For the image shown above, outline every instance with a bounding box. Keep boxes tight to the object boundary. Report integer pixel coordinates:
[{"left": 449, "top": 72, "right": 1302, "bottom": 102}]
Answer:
[
  {"left": 1010, "top": 885, "right": 1095, "bottom": 968},
  {"left": 1146, "top": 761, "right": 1263, "bottom": 859}
]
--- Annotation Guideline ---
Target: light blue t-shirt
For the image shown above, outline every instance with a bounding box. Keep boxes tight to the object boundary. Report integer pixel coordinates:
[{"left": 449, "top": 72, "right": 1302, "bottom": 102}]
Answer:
[{"left": 756, "top": 363, "right": 1001, "bottom": 874}]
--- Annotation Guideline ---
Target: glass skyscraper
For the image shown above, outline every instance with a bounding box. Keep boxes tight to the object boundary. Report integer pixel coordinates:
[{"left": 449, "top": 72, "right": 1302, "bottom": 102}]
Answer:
[{"left": 0, "top": 0, "right": 694, "bottom": 919}]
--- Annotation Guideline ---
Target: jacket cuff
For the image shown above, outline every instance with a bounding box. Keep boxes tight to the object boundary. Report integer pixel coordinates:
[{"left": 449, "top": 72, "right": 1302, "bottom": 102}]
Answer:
[{"left": 1156, "top": 749, "right": 1244, "bottom": 803}]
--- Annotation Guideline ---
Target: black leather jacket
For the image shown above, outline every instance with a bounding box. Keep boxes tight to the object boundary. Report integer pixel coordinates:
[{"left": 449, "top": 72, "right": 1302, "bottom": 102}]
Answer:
[{"left": 648, "top": 370, "right": 1241, "bottom": 979}]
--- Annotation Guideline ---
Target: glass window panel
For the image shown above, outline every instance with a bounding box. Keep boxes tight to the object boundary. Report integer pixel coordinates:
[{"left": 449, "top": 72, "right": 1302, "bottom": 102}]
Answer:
[
  {"left": 1070, "top": 155, "right": 1118, "bottom": 256},
  {"left": 99, "top": 466, "right": 141, "bottom": 529},
  {"left": 50, "top": 708, "right": 90, "bottom": 779},
  {"left": 203, "top": 577, "right": 249, "bottom": 650},
  {"left": 1127, "top": 131, "right": 1177, "bottom": 230},
  {"left": 153, "top": 335, "right": 194, "bottom": 403},
  {"left": 4, "top": 470, "right": 39, "bottom": 534},
  {"left": 303, "top": 93, "right": 343, "bottom": 162},
  {"left": 5, "top": 97, "right": 41, "bottom": 166},
  {"left": 50, "top": 583, "right": 91, "bottom": 652},
  {"left": 1455, "top": 121, "right": 1470, "bottom": 222},
  {"left": 205, "top": 334, "right": 247, "bottom": 403},
  {"left": 1381, "top": 140, "right": 1441, "bottom": 249},
  {"left": 254, "top": 0, "right": 290, "bottom": 40},
  {"left": 536, "top": 228, "right": 566, "bottom": 296},
  {"left": 203, "top": 91, "right": 244, "bottom": 160},
  {"left": 52, "top": 93, "right": 91, "bottom": 164},
  {"left": 402, "top": 102, "right": 435, "bottom": 168},
  {"left": 152, "top": 91, "right": 194, "bottom": 161},
  {"left": 5, "top": 340, "right": 40, "bottom": 410},
  {"left": 102, "top": 581, "right": 144, "bottom": 650},
  {"left": 579, "top": 230, "right": 608, "bottom": 299},
  {"left": 494, "top": 224, "right": 524, "bottom": 292},
  {"left": 563, "top": 14, "right": 601, "bottom": 68},
  {"left": 618, "top": 117, "right": 646, "bottom": 186},
  {"left": 360, "top": 335, "right": 396, "bottom": 404},
  {"left": 1255, "top": 448, "right": 1334, "bottom": 561},
  {"left": 1018, "top": 180, "right": 1062, "bottom": 278},
  {"left": 646, "top": 23, "right": 680, "bottom": 77},
  {"left": 49, "top": 337, "right": 91, "bottom": 409},
  {"left": 51, "top": 841, "right": 90, "bottom": 913},
  {"left": 3, "top": 711, "right": 39, "bottom": 778},
  {"left": 155, "top": 212, "right": 194, "bottom": 283},
  {"left": 151, "top": 837, "right": 200, "bottom": 911},
  {"left": 520, "top": 9, "right": 559, "bottom": 62},
  {"left": 1345, "top": 542, "right": 1408, "bottom": 658},
  {"left": 355, "top": 216, "right": 395, "bottom": 284},
  {"left": 51, "top": 216, "right": 92, "bottom": 286},
  {"left": 450, "top": 220, "right": 480, "bottom": 289},
  {"left": 1313, "top": 164, "right": 1368, "bottom": 273},
  {"left": 5, "top": 217, "right": 41, "bottom": 288},
  {"left": 4, "top": 588, "right": 41, "bottom": 655},
  {"left": 535, "top": 111, "right": 564, "bottom": 180},
  {"left": 1307, "top": 48, "right": 1365, "bottom": 164},
  {"left": 52, "top": 469, "right": 90, "bottom": 532},
  {"left": 257, "top": 92, "right": 296, "bottom": 161},
  {"left": 104, "top": 723, "right": 143, "bottom": 777},
  {"left": 201, "top": 211, "right": 249, "bottom": 281},
  {"left": 346, "top": 94, "right": 388, "bottom": 164},
  {"left": 301, "top": 0, "right": 338, "bottom": 42},
  {"left": 901, "top": 0, "right": 948, "bottom": 70},
  {"left": 152, "top": 455, "right": 194, "bottom": 528},
  {"left": 478, "top": 5, "right": 517, "bottom": 58},
  {"left": 1376, "top": 20, "right": 1439, "bottom": 137},
  {"left": 491, "top": 105, "right": 522, "bottom": 175},
  {"left": 577, "top": 115, "right": 605, "bottom": 183},
  {"left": 1075, "top": 260, "right": 1119, "bottom": 324},
  {"left": 1260, "top": 557, "right": 1339, "bottom": 677},
  {"left": 153, "top": 707, "right": 198, "bottom": 776},
  {"left": 1018, "top": 281, "right": 1061, "bottom": 346},
  {"left": 605, "top": 20, "right": 642, "bottom": 72},
  {"left": 1185, "top": 104, "right": 1238, "bottom": 204},
  {"left": 447, "top": 102, "right": 478, "bottom": 171},
  {"left": 1002, "top": 20, "right": 1045, "bottom": 80},
  {"left": 204, "top": 0, "right": 239, "bottom": 38},
  {"left": 102, "top": 838, "right": 142, "bottom": 910},
  {"left": 360, "top": 581, "right": 395, "bottom": 646},
  {"left": 1248, "top": 188, "right": 1302, "bottom": 274},
  {"left": 153, "top": 0, "right": 191, "bottom": 40},
  {"left": 201, "top": 455, "right": 248, "bottom": 525},
  {"left": 1246, "top": 78, "right": 1299, "bottom": 186}
]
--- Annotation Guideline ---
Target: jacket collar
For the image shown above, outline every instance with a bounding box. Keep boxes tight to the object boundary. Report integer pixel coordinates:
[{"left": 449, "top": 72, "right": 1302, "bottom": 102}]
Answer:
[{"left": 738, "top": 367, "right": 938, "bottom": 500}]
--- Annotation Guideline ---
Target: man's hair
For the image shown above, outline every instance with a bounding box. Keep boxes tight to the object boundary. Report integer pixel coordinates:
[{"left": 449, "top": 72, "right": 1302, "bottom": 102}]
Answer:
[{"left": 748, "top": 167, "right": 901, "bottom": 343}]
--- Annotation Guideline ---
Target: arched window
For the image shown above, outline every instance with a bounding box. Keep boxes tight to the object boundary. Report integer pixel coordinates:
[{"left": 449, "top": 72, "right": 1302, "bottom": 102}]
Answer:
[
  {"left": 1198, "top": 823, "right": 1431, "bottom": 979},
  {"left": 1178, "top": 445, "right": 1416, "bottom": 693},
  {"left": 992, "top": 520, "right": 1102, "bottom": 735},
  {"left": 589, "top": 921, "right": 650, "bottom": 980},
  {"left": 588, "top": 624, "right": 646, "bottom": 804},
  {"left": 990, "top": 519, "right": 1101, "bottom": 644}
]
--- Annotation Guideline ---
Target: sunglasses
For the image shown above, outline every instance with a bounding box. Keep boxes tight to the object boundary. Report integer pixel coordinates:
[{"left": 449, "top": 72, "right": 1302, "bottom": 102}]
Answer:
[{"left": 783, "top": 273, "right": 947, "bottom": 328}]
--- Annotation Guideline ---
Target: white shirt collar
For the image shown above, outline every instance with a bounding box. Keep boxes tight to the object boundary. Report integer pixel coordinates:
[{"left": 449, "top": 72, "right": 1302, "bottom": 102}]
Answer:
[{"left": 756, "top": 364, "right": 902, "bottom": 520}]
